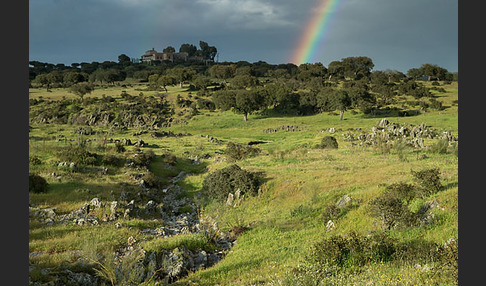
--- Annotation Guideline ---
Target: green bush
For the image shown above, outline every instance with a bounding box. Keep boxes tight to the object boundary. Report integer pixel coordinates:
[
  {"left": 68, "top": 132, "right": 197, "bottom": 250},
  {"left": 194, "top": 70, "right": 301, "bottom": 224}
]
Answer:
[
  {"left": 164, "top": 153, "right": 178, "bottom": 166},
  {"left": 29, "top": 173, "right": 49, "bottom": 193},
  {"left": 196, "top": 98, "right": 216, "bottom": 111},
  {"left": 202, "top": 164, "right": 262, "bottom": 202},
  {"left": 131, "top": 150, "right": 155, "bottom": 167},
  {"left": 369, "top": 183, "right": 417, "bottom": 230},
  {"left": 102, "top": 154, "right": 124, "bottom": 167},
  {"left": 29, "top": 155, "right": 42, "bottom": 165},
  {"left": 59, "top": 145, "right": 100, "bottom": 165},
  {"left": 141, "top": 171, "right": 162, "bottom": 189},
  {"left": 307, "top": 231, "right": 397, "bottom": 272},
  {"left": 225, "top": 142, "right": 260, "bottom": 161},
  {"left": 319, "top": 136, "right": 338, "bottom": 149},
  {"left": 435, "top": 239, "right": 458, "bottom": 280},
  {"left": 411, "top": 168, "right": 442, "bottom": 197},
  {"left": 322, "top": 204, "right": 341, "bottom": 221},
  {"left": 428, "top": 98, "right": 444, "bottom": 110},
  {"left": 114, "top": 142, "right": 126, "bottom": 153}
]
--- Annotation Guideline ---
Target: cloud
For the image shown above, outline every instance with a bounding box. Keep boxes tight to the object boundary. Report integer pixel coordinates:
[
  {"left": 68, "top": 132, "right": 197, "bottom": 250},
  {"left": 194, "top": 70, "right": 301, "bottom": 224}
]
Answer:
[{"left": 195, "top": 0, "right": 295, "bottom": 30}]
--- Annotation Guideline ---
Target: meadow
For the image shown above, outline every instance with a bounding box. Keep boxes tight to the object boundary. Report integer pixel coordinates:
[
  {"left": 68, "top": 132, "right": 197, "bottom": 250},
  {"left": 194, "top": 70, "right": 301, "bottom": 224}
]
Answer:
[{"left": 29, "top": 79, "right": 458, "bottom": 285}]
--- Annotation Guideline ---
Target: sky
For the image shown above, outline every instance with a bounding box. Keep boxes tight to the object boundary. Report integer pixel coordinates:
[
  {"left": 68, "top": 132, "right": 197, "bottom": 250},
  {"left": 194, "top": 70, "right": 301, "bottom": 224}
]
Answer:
[{"left": 29, "top": 0, "right": 458, "bottom": 73}]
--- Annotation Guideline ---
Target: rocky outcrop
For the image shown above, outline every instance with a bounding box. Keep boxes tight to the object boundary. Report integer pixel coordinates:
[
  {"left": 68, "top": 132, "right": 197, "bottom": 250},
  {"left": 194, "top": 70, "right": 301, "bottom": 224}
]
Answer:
[
  {"left": 30, "top": 178, "right": 237, "bottom": 285},
  {"left": 341, "top": 119, "right": 458, "bottom": 149}
]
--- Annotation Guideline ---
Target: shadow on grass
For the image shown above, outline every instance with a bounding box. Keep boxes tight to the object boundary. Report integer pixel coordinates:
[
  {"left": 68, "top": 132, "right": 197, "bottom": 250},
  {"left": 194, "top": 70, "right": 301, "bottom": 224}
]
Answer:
[
  {"left": 360, "top": 107, "right": 422, "bottom": 119},
  {"left": 30, "top": 181, "right": 135, "bottom": 206}
]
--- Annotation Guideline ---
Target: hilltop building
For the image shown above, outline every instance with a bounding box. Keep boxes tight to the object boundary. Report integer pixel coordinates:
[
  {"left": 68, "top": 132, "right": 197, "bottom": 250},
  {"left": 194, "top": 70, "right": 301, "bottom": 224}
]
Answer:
[{"left": 141, "top": 48, "right": 212, "bottom": 64}]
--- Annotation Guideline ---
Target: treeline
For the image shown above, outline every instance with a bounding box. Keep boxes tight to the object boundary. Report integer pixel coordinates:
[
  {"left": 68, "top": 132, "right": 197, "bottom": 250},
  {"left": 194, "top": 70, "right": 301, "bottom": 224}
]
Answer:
[{"left": 30, "top": 55, "right": 457, "bottom": 121}]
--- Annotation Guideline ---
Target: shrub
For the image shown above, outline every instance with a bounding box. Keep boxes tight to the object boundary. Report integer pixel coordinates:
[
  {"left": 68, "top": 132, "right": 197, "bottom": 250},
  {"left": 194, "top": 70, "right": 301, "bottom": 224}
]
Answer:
[
  {"left": 435, "top": 239, "right": 458, "bottom": 280},
  {"left": 102, "top": 154, "right": 124, "bottom": 167},
  {"left": 196, "top": 98, "right": 216, "bottom": 111},
  {"left": 141, "top": 171, "right": 162, "bottom": 189},
  {"left": 374, "top": 133, "right": 391, "bottom": 155},
  {"left": 411, "top": 168, "right": 442, "bottom": 197},
  {"left": 393, "top": 138, "right": 409, "bottom": 161},
  {"left": 59, "top": 145, "right": 100, "bottom": 165},
  {"left": 29, "top": 173, "right": 49, "bottom": 193},
  {"left": 202, "top": 164, "right": 262, "bottom": 202},
  {"left": 428, "top": 98, "right": 444, "bottom": 110},
  {"left": 319, "top": 136, "right": 338, "bottom": 149},
  {"left": 385, "top": 182, "right": 416, "bottom": 203},
  {"left": 322, "top": 204, "right": 341, "bottom": 221},
  {"left": 29, "top": 155, "right": 42, "bottom": 165},
  {"left": 225, "top": 142, "right": 260, "bottom": 161},
  {"left": 429, "top": 138, "right": 449, "bottom": 154},
  {"left": 369, "top": 183, "right": 417, "bottom": 230},
  {"left": 114, "top": 142, "right": 126, "bottom": 153},
  {"left": 164, "top": 153, "right": 178, "bottom": 166},
  {"left": 307, "top": 231, "right": 397, "bottom": 272},
  {"left": 131, "top": 150, "right": 155, "bottom": 167}
]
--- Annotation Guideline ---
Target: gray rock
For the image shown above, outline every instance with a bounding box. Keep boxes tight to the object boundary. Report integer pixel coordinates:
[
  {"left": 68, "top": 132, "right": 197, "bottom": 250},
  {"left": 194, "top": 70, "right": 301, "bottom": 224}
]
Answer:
[
  {"left": 192, "top": 250, "right": 208, "bottom": 271},
  {"left": 335, "top": 195, "right": 352, "bottom": 209},
  {"left": 109, "top": 201, "right": 118, "bottom": 220},
  {"left": 226, "top": 193, "right": 234, "bottom": 206},
  {"left": 145, "top": 200, "right": 157, "bottom": 215},
  {"left": 88, "top": 198, "right": 102, "bottom": 209},
  {"left": 326, "top": 220, "right": 335, "bottom": 232},
  {"left": 377, "top": 118, "right": 390, "bottom": 127},
  {"left": 64, "top": 269, "right": 99, "bottom": 286}
]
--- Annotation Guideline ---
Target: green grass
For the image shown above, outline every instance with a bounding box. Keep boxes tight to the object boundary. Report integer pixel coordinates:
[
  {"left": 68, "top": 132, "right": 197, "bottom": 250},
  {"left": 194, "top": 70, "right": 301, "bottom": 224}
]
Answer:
[{"left": 29, "top": 81, "right": 458, "bottom": 285}]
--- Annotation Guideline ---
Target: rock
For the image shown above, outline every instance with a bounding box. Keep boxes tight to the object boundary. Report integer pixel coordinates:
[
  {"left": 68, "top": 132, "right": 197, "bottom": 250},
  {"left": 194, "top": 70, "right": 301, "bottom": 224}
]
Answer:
[
  {"left": 226, "top": 193, "right": 234, "bottom": 206},
  {"left": 335, "top": 195, "right": 352, "bottom": 209},
  {"left": 44, "top": 208, "right": 57, "bottom": 219},
  {"left": 69, "top": 162, "right": 77, "bottom": 170},
  {"left": 109, "top": 201, "right": 118, "bottom": 220},
  {"left": 145, "top": 200, "right": 157, "bottom": 215},
  {"left": 64, "top": 269, "right": 99, "bottom": 286},
  {"left": 127, "top": 236, "right": 137, "bottom": 246},
  {"left": 235, "top": 189, "right": 241, "bottom": 200},
  {"left": 377, "top": 118, "right": 390, "bottom": 127},
  {"left": 326, "top": 220, "right": 335, "bottom": 232},
  {"left": 170, "top": 171, "right": 187, "bottom": 183},
  {"left": 443, "top": 238, "right": 457, "bottom": 248},
  {"left": 192, "top": 250, "right": 208, "bottom": 271},
  {"left": 418, "top": 199, "right": 443, "bottom": 225},
  {"left": 89, "top": 198, "right": 102, "bottom": 209},
  {"left": 115, "top": 222, "right": 122, "bottom": 229}
]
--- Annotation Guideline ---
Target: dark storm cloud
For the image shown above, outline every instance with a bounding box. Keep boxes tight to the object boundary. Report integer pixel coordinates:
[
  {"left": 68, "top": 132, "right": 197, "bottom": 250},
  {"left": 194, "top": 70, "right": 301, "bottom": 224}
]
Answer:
[{"left": 29, "top": 0, "right": 457, "bottom": 72}]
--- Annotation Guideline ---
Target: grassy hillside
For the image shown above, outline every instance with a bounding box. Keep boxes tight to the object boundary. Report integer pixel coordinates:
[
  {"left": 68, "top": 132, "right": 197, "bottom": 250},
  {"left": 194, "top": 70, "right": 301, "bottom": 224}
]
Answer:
[{"left": 29, "top": 80, "right": 458, "bottom": 285}]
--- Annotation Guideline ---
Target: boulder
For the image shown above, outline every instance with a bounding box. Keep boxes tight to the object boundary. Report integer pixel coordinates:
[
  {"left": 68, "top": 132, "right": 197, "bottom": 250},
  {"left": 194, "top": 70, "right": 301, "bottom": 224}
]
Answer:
[
  {"left": 326, "top": 220, "right": 336, "bottom": 232},
  {"left": 377, "top": 118, "right": 390, "bottom": 127},
  {"left": 335, "top": 195, "right": 352, "bottom": 209},
  {"left": 226, "top": 193, "right": 234, "bottom": 206},
  {"left": 88, "top": 198, "right": 102, "bottom": 209}
]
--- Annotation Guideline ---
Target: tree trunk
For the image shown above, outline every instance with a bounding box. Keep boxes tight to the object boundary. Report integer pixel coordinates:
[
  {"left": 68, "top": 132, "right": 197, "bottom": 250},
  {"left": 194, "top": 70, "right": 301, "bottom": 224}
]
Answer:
[
  {"left": 339, "top": 110, "right": 344, "bottom": 121},
  {"left": 243, "top": 113, "right": 248, "bottom": 122},
  {"left": 179, "top": 81, "right": 183, "bottom": 88}
]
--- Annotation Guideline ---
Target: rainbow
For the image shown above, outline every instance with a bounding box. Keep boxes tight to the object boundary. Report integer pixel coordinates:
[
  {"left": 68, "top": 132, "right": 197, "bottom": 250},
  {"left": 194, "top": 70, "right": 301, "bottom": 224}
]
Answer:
[{"left": 290, "top": 0, "right": 342, "bottom": 65}]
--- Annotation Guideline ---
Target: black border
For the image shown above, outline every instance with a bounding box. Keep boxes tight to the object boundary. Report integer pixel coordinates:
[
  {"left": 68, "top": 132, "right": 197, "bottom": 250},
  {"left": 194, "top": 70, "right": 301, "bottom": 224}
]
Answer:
[{"left": 5, "top": 0, "right": 29, "bottom": 283}]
